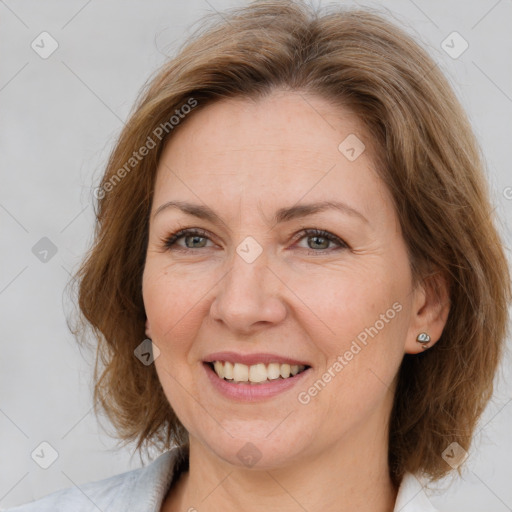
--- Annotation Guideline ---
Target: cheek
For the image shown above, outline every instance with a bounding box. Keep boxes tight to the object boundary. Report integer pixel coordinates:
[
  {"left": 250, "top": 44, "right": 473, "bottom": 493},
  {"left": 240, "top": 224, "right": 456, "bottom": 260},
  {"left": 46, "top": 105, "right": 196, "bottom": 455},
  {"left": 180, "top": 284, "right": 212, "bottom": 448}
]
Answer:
[
  {"left": 290, "top": 265, "right": 408, "bottom": 401},
  {"left": 142, "top": 262, "right": 210, "bottom": 343},
  {"left": 143, "top": 266, "right": 206, "bottom": 424},
  {"left": 291, "top": 262, "right": 404, "bottom": 340}
]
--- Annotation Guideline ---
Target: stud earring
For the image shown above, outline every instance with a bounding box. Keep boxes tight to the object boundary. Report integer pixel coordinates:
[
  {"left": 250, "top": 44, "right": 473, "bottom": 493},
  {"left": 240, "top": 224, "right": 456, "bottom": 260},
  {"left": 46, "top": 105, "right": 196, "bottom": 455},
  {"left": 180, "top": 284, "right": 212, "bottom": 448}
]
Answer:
[{"left": 416, "top": 332, "right": 431, "bottom": 350}]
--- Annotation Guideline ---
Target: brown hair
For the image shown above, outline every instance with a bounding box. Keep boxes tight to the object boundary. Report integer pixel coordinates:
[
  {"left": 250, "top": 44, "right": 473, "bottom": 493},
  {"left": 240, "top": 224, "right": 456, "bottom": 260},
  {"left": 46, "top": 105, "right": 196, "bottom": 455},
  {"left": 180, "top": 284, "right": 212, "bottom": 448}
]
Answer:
[{"left": 73, "top": 0, "right": 511, "bottom": 485}]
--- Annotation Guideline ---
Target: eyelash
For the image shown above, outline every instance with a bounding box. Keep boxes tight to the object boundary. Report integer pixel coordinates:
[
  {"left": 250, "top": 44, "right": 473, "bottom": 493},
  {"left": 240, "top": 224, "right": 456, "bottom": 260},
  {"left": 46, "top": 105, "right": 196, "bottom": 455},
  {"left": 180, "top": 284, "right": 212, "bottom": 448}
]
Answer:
[{"left": 161, "top": 228, "right": 349, "bottom": 255}]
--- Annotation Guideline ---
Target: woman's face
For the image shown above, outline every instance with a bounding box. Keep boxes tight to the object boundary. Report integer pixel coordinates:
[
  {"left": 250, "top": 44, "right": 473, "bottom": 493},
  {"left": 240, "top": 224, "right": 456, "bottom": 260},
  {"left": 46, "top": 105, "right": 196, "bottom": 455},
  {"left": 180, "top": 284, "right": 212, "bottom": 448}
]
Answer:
[{"left": 143, "top": 90, "right": 426, "bottom": 468}]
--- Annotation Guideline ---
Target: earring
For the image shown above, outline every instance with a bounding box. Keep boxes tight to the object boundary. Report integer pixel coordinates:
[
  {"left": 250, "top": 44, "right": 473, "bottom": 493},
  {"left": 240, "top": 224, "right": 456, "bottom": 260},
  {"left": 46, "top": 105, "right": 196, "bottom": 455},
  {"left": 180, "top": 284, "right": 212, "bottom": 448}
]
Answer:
[{"left": 416, "top": 332, "right": 431, "bottom": 350}]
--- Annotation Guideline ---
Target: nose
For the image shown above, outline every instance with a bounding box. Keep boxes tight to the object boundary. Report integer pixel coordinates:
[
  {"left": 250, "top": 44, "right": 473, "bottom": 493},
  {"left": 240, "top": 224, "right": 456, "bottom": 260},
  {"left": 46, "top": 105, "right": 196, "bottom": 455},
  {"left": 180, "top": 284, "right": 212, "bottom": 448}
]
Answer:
[{"left": 209, "top": 247, "right": 287, "bottom": 334}]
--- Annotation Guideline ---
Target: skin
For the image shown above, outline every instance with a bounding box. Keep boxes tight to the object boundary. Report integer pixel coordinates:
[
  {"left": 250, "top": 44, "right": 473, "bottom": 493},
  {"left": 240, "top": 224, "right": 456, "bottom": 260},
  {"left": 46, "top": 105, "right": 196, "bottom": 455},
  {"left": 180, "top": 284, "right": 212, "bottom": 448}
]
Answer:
[{"left": 142, "top": 90, "right": 450, "bottom": 512}]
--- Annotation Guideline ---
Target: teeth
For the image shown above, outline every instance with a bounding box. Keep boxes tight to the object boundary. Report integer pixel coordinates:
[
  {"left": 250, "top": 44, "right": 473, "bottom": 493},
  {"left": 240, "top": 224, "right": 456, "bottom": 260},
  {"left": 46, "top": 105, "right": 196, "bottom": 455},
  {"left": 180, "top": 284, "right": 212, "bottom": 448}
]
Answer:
[
  {"left": 224, "top": 361, "right": 234, "bottom": 379},
  {"left": 249, "top": 363, "right": 268, "bottom": 383},
  {"left": 233, "top": 363, "right": 248, "bottom": 382},
  {"left": 213, "top": 361, "right": 224, "bottom": 379},
  {"left": 267, "top": 363, "right": 281, "bottom": 380},
  {"left": 210, "top": 361, "right": 307, "bottom": 383}
]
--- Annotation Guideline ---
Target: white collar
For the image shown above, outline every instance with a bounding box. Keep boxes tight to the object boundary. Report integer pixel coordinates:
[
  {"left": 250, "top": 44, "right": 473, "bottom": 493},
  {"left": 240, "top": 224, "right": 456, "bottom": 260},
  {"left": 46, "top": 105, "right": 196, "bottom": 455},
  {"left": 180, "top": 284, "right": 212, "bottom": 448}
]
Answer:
[
  {"left": 394, "top": 472, "right": 438, "bottom": 511},
  {"left": 145, "top": 448, "right": 439, "bottom": 512}
]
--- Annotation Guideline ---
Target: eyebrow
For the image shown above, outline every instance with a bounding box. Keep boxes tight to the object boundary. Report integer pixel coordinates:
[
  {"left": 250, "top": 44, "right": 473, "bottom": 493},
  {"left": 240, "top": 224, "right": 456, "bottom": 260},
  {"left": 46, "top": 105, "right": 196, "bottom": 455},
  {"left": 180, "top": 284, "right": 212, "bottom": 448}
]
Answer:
[{"left": 153, "top": 200, "right": 369, "bottom": 226}]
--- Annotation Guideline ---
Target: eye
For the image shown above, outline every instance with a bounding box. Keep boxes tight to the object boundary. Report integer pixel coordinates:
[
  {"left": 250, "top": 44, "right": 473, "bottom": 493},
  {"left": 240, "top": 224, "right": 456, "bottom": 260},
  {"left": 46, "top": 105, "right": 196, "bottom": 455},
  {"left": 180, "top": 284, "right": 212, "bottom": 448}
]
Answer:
[
  {"left": 161, "top": 228, "right": 214, "bottom": 251},
  {"left": 161, "top": 227, "right": 349, "bottom": 255},
  {"left": 293, "top": 228, "right": 349, "bottom": 254}
]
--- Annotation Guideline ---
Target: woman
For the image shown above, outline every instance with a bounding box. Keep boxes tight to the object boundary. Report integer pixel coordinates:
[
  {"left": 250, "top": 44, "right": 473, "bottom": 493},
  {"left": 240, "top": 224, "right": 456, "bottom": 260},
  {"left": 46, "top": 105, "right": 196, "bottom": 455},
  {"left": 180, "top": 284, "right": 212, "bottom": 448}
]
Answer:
[{"left": 7, "top": 1, "right": 510, "bottom": 511}]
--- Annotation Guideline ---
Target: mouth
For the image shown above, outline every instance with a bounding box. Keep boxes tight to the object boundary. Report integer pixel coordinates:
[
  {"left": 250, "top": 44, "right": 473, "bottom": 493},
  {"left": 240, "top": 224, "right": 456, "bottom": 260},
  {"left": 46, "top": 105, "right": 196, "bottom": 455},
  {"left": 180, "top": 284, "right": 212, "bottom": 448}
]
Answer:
[{"left": 204, "top": 360, "right": 311, "bottom": 385}]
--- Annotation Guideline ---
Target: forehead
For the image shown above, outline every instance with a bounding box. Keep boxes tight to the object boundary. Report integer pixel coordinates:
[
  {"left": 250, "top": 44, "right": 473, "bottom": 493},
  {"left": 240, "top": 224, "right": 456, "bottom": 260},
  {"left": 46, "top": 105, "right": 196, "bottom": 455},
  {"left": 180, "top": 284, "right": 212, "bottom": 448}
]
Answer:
[
  {"left": 152, "top": 91, "right": 393, "bottom": 229},
  {"left": 159, "top": 90, "right": 371, "bottom": 169}
]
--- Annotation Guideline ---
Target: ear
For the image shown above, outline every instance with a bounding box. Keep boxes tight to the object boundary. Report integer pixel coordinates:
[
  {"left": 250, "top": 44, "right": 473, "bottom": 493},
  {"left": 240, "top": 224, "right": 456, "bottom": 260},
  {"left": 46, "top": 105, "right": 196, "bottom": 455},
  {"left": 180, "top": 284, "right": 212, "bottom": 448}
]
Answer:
[
  {"left": 404, "top": 270, "right": 451, "bottom": 354},
  {"left": 145, "top": 318, "right": 152, "bottom": 340}
]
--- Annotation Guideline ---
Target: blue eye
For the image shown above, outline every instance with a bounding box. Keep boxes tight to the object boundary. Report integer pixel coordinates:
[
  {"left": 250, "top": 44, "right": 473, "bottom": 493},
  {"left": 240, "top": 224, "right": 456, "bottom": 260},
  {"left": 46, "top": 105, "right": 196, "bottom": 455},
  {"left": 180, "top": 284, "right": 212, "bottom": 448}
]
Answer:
[
  {"left": 162, "top": 228, "right": 349, "bottom": 254},
  {"left": 294, "top": 228, "right": 348, "bottom": 252},
  {"left": 163, "top": 228, "right": 212, "bottom": 250}
]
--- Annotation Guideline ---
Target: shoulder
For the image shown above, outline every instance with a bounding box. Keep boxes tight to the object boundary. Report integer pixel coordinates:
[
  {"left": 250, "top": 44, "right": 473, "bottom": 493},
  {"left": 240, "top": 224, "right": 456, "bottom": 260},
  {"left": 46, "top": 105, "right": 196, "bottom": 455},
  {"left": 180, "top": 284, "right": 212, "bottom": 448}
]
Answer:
[
  {"left": 2, "top": 448, "right": 183, "bottom": 512},
  {"left": 2, "top": 469, "right": 137, "bottom": 512},
  {"left": 394, "top": 472, "right": 440, "bottom": 512},
  {"left": 2, "top": 465, "right": 144, "bottom": 512}
]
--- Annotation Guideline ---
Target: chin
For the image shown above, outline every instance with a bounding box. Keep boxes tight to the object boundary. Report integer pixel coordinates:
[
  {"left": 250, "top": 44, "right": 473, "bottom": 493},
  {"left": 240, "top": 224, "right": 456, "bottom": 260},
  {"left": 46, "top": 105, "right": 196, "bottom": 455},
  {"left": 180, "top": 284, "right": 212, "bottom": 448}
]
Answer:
[{"left": 199, "top": 423, "right": 315, "bottom": 470}]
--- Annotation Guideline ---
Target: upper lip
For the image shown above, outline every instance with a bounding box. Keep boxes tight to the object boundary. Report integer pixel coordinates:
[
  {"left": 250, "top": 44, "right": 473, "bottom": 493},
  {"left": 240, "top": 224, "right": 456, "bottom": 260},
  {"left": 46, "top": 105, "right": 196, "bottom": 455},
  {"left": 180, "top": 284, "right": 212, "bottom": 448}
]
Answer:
[{"left": 203, "top": 351, "right": 312, "bottom": 367}]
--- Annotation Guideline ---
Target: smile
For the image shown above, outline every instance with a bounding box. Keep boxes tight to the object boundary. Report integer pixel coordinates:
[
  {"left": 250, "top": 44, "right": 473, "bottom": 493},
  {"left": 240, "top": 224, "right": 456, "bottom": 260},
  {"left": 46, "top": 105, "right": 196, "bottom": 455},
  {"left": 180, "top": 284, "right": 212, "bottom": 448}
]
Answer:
[{"left": 207, "top": 361, "right": 309, "bottom": 384}]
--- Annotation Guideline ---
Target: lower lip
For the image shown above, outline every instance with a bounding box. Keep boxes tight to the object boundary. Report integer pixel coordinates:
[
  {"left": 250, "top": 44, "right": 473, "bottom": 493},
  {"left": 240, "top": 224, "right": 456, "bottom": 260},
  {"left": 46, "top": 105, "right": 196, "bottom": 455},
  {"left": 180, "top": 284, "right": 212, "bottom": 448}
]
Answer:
[{"left": 203, "top": 362, "right": 311, "bottom": 402}]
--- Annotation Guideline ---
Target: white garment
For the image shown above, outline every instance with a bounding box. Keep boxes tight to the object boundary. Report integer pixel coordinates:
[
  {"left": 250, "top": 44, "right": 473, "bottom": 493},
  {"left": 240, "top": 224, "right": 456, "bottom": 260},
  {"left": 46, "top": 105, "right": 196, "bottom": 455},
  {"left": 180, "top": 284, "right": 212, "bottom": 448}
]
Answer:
[{"left": 3, "top": 446, "right": 438, "bottom": 511}]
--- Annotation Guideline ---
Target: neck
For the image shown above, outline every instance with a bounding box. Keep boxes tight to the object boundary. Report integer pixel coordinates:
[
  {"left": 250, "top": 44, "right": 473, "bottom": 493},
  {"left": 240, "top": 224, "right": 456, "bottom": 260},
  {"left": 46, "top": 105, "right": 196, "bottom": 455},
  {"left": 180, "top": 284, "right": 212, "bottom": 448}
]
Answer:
[{"left": 164, "top": 411, "right": 398, "bottom": 512}]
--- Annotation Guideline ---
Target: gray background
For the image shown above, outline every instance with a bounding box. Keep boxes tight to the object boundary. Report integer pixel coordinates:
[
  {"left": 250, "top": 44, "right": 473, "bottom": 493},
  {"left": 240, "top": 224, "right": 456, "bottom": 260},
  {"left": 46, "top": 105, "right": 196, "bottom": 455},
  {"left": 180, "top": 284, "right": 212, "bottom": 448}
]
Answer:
[{"left": 1, "top": 0, "right": 511, "bottom": 510}]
